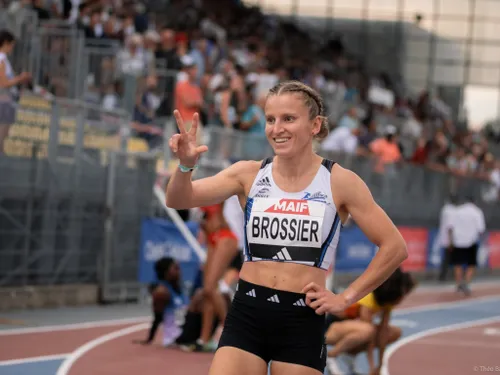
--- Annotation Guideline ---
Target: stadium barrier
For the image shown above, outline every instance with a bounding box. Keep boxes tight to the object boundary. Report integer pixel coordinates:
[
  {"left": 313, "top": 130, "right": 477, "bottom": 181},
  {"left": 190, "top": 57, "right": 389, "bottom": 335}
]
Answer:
[{"left": 136, "top": 216, "right": 500, "bottom": 294}]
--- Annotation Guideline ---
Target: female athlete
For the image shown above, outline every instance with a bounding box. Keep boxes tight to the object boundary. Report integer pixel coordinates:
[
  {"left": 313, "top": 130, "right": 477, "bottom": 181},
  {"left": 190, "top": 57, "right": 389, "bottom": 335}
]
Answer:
[{"left": 166, "top": 80, "right": 407, "bottom": 375}]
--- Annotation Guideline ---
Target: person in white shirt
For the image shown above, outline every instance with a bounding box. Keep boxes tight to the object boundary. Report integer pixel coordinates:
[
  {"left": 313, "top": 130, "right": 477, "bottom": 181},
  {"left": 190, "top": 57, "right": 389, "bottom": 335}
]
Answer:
[
  {"left": 437, "top": 195, "right": 458, "bottom": 281},
  {"left": 446, "top": 196, "right": 486, "bottom": 295}
]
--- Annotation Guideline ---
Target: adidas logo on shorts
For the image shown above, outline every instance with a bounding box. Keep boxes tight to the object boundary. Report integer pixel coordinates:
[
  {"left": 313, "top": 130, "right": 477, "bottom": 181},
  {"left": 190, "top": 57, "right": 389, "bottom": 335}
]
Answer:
[
  {"left": 293, "top": 298, "right": 306, "bottom": 307},
  {"left": 267, "top": 294, "right": 280, "bottom": 303},
  {"left": 246, "top": 289, "right": 256, "bottom": 297}
]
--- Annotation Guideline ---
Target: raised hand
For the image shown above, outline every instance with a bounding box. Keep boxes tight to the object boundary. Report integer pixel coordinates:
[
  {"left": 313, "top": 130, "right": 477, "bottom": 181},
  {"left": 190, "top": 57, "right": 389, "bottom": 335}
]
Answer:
[{"left": 169, "top": 110, "right": 208, "bottom": 167}]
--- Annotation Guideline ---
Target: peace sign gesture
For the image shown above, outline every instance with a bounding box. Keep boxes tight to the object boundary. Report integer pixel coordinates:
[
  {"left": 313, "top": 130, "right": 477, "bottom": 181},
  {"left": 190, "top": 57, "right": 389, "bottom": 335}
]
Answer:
[{"left": 169, "top": 110, "right": 208, "bottom": 167}]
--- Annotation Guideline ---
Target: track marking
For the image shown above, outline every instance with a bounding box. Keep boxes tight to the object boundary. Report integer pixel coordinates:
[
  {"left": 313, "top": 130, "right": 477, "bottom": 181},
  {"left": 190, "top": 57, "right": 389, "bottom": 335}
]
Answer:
[
  {"left": 411, "top": 338, "right": 500, "bottom": 349},
  {"left": 55, "top": 323, "right": 149, "bottom": 375},
  {"left": 409, "top": 280, "right": 500, "bottom": 294},
  {"left": 381, "top": 315, "right": 500, "bottom": 375},
  {"left": 0, "top": 316, "right": 149, "bottom": 336},
  {"left": 484, "top": 327, "right": 500, "bottom": 336},
  {"left": 1, "top": 293, "right": 499, "bottom": 336},
  {"left": 393, "top": 295, "right": 500, "bottom": 315},
  {"left": 0, "top": 354, "right": 69, "bottom": 366}
]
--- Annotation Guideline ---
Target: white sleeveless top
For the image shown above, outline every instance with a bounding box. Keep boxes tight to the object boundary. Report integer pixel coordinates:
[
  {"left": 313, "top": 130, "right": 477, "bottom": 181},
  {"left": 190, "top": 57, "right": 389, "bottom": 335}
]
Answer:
[{"left": 243, "top": 157, "right": 341, "bottom": 271}]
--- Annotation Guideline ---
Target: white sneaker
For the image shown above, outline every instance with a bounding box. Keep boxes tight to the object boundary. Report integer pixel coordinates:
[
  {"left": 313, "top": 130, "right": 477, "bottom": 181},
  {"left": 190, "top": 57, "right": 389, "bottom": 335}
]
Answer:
[
  {"left": 326, "top": 357, "right": 345, "bottom": 375},
  {"left": 336, "top": 353, "right": 359, "bottom": 374}
]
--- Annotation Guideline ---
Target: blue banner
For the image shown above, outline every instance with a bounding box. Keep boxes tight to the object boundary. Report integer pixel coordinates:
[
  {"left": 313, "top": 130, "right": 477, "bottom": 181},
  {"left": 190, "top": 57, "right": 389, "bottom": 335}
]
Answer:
[
  {"left": 138, "top": 218, "right": 202, "bottom": 296},
  {"left": 335, "top": 225, "right": 378, "bottom": 272}
]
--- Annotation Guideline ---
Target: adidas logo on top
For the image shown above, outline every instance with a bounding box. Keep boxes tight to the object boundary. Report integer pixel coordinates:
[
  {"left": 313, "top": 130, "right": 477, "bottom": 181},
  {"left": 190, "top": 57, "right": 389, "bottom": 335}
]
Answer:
[
  {"left": 267, "top": 294, "right": 280, "bottom": 303},
  {"left": 246, "top": 289, "right": 256, "bottom": 297},
  {"left": 273, "top": 247, "right": 292, "bottom": 261},
  {"left": 293, "top": 298, "right": 306, "bottom": 307},
  {"left": 257, "top": 177, "right": 271, "bottom": 187}
]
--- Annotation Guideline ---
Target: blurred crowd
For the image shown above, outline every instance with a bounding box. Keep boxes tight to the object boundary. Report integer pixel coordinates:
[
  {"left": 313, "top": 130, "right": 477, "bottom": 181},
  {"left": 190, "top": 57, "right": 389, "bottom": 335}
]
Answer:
[{"left": 2, "top": 0, "right": 499, "bottom": 200}]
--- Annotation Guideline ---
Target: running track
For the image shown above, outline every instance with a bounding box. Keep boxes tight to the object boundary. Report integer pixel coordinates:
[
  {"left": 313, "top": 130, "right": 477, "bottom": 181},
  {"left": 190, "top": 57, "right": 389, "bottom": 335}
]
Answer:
[{"left": 1, "top": 283, "right": 499, "bottom": 375}]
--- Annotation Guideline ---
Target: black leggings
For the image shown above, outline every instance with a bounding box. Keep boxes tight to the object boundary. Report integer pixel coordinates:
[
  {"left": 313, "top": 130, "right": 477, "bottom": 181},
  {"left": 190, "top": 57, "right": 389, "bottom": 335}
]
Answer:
[{"left": 146, "top": 312, "right": 163, "bottom": 343}]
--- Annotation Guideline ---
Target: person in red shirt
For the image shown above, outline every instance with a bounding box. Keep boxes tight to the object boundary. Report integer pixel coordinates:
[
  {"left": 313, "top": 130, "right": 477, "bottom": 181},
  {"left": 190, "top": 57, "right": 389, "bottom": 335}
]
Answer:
[{"left": 174, "top": 55, "right": 204, "bottom": 143}]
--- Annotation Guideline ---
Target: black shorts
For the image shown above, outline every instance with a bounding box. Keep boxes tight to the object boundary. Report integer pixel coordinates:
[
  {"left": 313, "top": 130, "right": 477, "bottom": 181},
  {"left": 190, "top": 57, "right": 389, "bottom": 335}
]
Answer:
[
  {"left": 217, "top": 279, "right": 327, "bottom": 373},
  {"left": 450, "top": 244, "right": 478, "bottom": 266}
]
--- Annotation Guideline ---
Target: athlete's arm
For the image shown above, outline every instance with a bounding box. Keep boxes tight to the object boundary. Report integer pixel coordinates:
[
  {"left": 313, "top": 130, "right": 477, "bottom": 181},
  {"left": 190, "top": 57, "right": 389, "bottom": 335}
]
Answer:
[
  {"left": 166, "top": 160, "right": 255, "bottom": 209},
  {"left": 332, "top": 165, "right": 408, "bottom": 305}
]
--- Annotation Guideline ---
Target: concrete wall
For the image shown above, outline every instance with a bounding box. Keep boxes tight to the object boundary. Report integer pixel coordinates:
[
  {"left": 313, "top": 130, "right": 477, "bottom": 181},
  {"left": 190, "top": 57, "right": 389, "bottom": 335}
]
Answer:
[{"left": 0, "top": 284, "right": 99, "bottom": 311}]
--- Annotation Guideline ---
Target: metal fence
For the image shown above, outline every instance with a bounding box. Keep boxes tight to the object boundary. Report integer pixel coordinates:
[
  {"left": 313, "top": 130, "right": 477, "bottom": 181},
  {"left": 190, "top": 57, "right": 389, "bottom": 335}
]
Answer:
[{"left": 0, "top": 98, "right": 158, "bottom": 294}]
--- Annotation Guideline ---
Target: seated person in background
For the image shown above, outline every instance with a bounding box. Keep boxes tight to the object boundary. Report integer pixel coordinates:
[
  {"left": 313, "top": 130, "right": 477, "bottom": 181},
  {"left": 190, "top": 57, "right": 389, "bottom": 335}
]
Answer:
[
  {"left": 135, "top": 257, "right": 186, "bottom": 346},
  {"left": 324, "top": 268, "right": 416, "bottom": 375},
  {"left": 175, "top": 272, "right": 234, "bottom": 351}
]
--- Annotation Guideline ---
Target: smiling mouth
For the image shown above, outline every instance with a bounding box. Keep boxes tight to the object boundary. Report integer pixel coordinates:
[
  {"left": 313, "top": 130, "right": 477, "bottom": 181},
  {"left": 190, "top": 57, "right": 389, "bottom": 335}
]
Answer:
[{"left": 274, "top": 138, "right": 290, "bottom": 144}]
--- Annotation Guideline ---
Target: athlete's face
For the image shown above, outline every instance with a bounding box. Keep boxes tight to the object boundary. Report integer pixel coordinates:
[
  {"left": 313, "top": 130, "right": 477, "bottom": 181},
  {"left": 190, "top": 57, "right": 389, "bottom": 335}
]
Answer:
[{"left": 264, "top": 94, "right": 319, "bottom": 157}]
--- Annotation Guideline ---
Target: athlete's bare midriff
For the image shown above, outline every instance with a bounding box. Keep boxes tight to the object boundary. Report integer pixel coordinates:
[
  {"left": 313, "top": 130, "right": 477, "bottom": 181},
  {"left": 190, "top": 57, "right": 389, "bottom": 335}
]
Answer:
[{"left": 239, "top": 261, "right": 327, "bottom": 293}]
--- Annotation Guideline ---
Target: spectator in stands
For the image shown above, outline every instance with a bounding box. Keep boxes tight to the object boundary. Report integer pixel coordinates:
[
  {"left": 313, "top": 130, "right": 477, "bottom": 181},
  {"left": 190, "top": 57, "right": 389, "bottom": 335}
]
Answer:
[
  {"left": 155, "top": 28, "right": 181, "bottom": 71},
  {"left": 189, "top": 36, "right": 212, "bottom": 85},
  {"left": 409, "top": 137, "right": 428, "bottom": 165},
  {"left": 427, "top": 130, "right": 450, "bottom": 172},
  {"left": 83, "top": 8, "right": 104, "bottom": 39},
  {"left": 447, "top": 146, "right": 470, "bottom": 176},
  {"left": 321, "top": 122, "right": 359, "bottom": 155},
  {"left": 143, "top": 30, "right": 160, "bottom": 74},
  {"left": 357, "top": 116, "right": 378, "bottom": 156},
  {"left": 103, "top": 13, "right": 121, "bottom": 41},
  {"left": 238, "top": 84, "right": 265, "bottom": 135},
  {"left": 211, "top": 76, "right": 237, "bottom": 129},
  {"left": 30, "top": 0, "right": 51, "bottom": 20},
  {"left": 120, "top": 13, "right": 136, "bottom": 39},
  {"left": 337, "top": 106, "right": 359, "bottom": 130},
  {"left": 101, "top": 80, "right": 122, "bottom": 111},
  {"left": 174, "top": 55, "right": 204, "bottom": 139},
  {"left": 132, "top": 75, "right": 162, "bottom": 150},
  {"left": 369, "top": 125, "right": 402, "bottom": 174},
  {"left": 0, "top": 29, "right": 31, "bottom": 154},
  {"left": 116, "top": 33, "right": 147, "bottom": 78}
]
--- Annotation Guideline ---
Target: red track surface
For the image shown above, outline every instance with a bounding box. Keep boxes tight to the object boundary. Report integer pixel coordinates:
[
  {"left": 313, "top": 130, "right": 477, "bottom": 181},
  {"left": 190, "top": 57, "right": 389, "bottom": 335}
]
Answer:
[
  {"left": 396, "top": 286, "right": 500, "bottom": 309},
  {"left": 1, "top": 285, "right": 500, "bottom": 375},
  {"left": 0, "top": 324, "right": 140, "bottom": 361},
  {"left": 388, "top": 322, "right": 500, "bottom": 375}
]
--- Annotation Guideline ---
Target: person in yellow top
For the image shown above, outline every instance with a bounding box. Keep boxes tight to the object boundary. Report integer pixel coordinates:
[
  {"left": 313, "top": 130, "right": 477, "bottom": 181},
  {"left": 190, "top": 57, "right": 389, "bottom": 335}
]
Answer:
[{"left": 324, "top": 268, "right": 416, "bottom": 375}]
